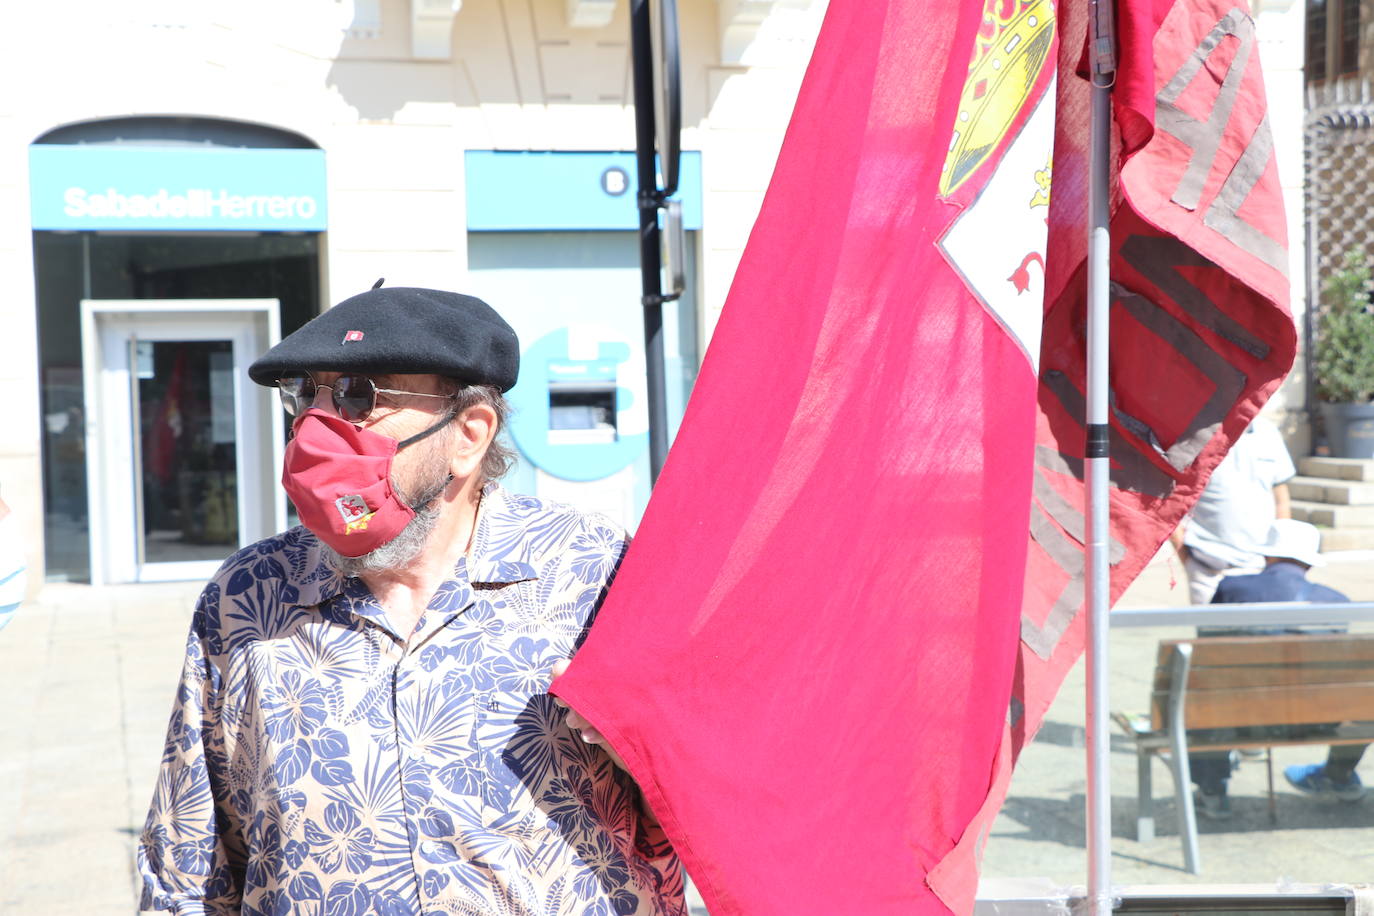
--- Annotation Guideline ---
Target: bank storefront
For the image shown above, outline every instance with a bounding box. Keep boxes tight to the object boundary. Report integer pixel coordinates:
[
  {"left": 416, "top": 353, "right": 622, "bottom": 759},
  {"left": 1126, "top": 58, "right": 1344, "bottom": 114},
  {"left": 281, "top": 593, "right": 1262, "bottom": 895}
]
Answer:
[{"left": 31, "top": 118, "right": 326, "bottom": 585}]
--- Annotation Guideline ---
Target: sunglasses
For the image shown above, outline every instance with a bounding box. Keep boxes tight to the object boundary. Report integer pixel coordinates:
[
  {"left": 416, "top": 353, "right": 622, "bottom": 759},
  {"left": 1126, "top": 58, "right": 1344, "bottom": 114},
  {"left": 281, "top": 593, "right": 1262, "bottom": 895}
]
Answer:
[{"left": 276, "top": 373, "right": 455, "bottom": 423}]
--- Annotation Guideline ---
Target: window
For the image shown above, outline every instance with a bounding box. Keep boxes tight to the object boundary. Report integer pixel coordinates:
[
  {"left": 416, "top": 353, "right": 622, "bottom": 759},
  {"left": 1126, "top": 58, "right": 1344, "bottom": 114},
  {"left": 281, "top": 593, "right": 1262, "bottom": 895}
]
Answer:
[
  {"left": 1338, "top": 0, "right": 1360, "bottom": 74},
  {"left": 1306, "top": 0, "right": 1361, "bottom": 84},
  {"left": 1308, "top": 0, "right": 1329, "bottom": 82}
]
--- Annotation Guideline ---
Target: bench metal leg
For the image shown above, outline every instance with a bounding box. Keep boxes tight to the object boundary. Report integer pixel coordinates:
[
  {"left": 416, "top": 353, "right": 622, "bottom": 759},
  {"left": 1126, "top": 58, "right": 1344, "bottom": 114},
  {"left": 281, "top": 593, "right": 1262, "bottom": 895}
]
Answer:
[
  {"left": 1165, "top": 644, "right": 1201, "bottom": 874},
  {"left": 1168, "top": 734, "right": 1201, "bottom": 874},
  {"left": 1137, "top": 746, "right": 1155, "bottom": 842},
  {"left": 1266, "top": 748, "right": 1277, "bottom": 825}
]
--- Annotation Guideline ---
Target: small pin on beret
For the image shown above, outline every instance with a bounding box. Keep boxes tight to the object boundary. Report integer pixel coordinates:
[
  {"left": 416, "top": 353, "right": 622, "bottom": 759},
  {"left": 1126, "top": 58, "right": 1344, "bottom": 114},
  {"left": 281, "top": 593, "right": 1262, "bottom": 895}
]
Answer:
[{"left": 248, "top": 283, "right": 520, "bottom": 391}]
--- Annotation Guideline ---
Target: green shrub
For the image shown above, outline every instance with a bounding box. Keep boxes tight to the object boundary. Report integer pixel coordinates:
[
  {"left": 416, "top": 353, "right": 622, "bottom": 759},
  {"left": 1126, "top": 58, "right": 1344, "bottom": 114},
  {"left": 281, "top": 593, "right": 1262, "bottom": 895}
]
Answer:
[{"left": 1315, "top": 249, "right": 1374, "bottom": 403}]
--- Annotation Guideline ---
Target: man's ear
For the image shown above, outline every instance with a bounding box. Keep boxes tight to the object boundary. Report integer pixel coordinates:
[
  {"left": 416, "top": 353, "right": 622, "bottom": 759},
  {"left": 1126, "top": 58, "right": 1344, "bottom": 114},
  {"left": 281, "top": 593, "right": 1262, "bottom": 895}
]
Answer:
[{"left": 450, "top": 403, "right": 497, "bottom": 479}]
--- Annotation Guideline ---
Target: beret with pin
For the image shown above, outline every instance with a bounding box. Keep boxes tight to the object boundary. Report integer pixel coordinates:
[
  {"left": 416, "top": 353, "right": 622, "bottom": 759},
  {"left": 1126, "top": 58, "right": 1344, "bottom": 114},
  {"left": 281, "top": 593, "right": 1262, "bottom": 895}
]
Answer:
[{"left": 248, "top": 282, "right": 520, "bottom": 392}]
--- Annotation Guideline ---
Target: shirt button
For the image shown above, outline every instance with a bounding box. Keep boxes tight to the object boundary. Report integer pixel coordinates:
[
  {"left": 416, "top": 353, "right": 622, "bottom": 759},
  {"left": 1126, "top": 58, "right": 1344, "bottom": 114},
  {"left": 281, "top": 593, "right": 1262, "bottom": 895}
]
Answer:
[{"left": 419, "top": 840, "right": 436, "bottom": 855}]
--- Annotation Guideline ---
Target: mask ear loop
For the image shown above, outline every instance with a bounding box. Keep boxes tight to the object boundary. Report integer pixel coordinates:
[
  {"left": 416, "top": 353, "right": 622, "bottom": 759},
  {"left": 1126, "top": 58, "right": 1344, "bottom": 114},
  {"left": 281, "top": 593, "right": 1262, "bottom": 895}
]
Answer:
[
  {"left": 396, "top": 404, "right": 461, "bottom": 509},
  {"left": 396, "top": 403, "right": 459, "bottom": 450}
]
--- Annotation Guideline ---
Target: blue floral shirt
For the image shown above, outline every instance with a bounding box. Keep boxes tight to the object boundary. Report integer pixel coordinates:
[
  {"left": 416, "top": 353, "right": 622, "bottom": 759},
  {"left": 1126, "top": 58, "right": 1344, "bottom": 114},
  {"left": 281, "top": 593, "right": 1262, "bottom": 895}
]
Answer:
[{"left": 138, "top": 484, "right": 684, "bottom": 916}]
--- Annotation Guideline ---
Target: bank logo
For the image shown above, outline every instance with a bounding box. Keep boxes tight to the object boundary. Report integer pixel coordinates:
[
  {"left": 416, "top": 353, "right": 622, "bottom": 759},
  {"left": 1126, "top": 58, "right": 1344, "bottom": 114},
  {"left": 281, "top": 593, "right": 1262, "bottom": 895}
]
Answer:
[{"left": 62, "top": 187, "right": 319, "bottom": 221}]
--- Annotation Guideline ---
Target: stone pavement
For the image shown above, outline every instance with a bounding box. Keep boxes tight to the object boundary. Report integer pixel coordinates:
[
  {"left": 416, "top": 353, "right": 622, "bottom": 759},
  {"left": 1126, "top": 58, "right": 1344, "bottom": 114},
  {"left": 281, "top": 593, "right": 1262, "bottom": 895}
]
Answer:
[
  {"left": 0, "top": 580, "right": 711, "bottom": 915},
  {"left": 0, "top": 580, "right": 202, "bottom": 915},
  {"left": 1, "top": 552, "right": 1370, "bottom": 913}
]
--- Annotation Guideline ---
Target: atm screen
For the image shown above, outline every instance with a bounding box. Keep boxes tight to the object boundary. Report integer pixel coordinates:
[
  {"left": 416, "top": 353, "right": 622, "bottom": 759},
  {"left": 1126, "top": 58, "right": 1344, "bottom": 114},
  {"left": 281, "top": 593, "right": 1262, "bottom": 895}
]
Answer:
[{"left": 548, "top": 384, "right": 617, "bottom": 444}]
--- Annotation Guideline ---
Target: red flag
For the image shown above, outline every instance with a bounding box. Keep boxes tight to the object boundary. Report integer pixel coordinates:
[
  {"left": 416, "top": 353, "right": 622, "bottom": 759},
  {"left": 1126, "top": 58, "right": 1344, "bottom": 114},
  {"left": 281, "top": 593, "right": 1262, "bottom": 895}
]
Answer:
[
  {"left": 553, "top": 0, "right": 1294, "bottom": 913},
  {"left": 931, "top": 0, "right": 1294, "bottom": 904}
]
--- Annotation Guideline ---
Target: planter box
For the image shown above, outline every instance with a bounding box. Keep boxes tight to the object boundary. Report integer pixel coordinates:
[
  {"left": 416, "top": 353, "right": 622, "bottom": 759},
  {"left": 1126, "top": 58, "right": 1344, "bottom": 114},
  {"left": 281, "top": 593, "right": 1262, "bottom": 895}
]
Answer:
[{"left": 1321, "top": 402, "right": 1374, "bottom": 459}]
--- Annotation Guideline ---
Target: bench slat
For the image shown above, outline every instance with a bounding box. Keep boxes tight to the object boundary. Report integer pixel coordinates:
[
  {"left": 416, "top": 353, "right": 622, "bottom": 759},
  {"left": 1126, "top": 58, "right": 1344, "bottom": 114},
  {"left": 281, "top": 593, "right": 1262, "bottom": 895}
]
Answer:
[
  {"left": 1176, "top": 660, "right": 1374, "bottom": 690},
  {"left": 1154, "top": 634, "right": 1374, "bottom": 669},
  {"left": 1151, "top": 682, "right": 1374, "bottom": 730},
  {"left": 1144, "top": 634, "right": 1374, "bottom": 731}
]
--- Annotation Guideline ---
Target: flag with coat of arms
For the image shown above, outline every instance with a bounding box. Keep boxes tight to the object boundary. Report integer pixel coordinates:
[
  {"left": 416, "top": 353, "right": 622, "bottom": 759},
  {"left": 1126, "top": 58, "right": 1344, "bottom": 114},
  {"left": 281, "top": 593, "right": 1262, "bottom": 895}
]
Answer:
[{"left": 553, "top": 0, "right": 1296, "bottom": 911}]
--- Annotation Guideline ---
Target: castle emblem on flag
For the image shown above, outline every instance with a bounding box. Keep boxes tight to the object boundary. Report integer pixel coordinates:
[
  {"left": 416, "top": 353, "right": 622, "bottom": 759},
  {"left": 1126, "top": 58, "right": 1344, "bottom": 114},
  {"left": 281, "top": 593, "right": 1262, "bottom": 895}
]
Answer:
[
  {"left": 940, "top": 0, "right": 1055, "bottom": 197},
  {"left": 335, "top": 494, "right": 374, "bottom": 532},
  {"left": 938, "top": 79, "right": 1055, "bottom": 372}
]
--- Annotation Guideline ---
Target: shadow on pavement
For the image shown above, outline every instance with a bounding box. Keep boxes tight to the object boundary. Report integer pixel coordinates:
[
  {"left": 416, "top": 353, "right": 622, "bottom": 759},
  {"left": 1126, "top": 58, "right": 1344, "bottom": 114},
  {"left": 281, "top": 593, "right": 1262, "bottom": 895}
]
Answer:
[
  {"left": 1032, "top": 719, "right": 1138, "bottom": 754},
  {"left": 997, "top": 790, "right": 1374, "bottom": 847}
]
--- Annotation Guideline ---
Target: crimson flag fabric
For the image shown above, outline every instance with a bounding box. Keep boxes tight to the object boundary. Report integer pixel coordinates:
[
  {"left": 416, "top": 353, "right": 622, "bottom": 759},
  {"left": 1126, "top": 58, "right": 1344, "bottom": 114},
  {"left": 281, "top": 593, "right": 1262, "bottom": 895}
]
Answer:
[{"left": 553, "top": 0, "right": 1294, "bottom": 913}]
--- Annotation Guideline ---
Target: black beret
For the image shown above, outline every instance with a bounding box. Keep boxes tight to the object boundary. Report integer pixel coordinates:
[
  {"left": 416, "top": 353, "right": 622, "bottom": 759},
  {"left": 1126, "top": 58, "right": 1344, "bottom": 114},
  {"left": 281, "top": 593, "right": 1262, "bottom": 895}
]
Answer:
[{"left": 248, "top": 286, "right": 520, "bottom": 391}]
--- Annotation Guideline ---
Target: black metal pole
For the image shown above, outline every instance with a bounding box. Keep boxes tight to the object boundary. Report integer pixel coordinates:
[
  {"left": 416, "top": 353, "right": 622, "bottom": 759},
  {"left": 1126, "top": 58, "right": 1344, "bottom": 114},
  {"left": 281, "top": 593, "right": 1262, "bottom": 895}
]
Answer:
[{"left": 630, "top": 0, "right": 669, "bottom": 483}]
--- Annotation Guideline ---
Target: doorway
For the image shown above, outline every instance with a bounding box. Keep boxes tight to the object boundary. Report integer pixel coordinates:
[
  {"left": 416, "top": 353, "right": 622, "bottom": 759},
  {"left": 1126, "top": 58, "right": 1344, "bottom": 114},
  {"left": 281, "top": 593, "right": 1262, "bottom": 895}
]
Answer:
[{"left": 81, "top": 300, "right": 284, "bottom": 585}]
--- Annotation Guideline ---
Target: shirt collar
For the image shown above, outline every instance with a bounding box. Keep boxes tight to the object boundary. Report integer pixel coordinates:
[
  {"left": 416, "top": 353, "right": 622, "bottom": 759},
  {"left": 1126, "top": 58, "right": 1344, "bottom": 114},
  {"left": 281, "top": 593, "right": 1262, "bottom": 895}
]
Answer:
[
  {"left": 284, "top": 481, "right": 539, "bottom": 609},
  {"left": 463, "top": 482, "right": 540, "bottom": 586},
  {"left": 1262, "top": 559, "right": 1309, "bottom": 579}
]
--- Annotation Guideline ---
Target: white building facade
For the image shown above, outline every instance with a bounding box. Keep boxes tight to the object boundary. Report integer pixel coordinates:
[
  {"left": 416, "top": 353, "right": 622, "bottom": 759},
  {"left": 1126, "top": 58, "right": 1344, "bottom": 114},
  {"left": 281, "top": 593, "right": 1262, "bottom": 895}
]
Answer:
[
  {"left": 0, "top": 0, "right": 825, "bottom": 585},
  {"left": 0, "top": 0, "right": 1307, "bottom": 587}
]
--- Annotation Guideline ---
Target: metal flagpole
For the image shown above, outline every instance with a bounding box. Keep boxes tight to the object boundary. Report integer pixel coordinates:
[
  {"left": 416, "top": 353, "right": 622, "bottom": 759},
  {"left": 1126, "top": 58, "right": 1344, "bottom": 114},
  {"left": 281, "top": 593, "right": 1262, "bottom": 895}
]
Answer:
[
  {"left": 1085, "top": 0, "right": 1118, "bottom": 913},
  {"left": 629, "top": 0, "right": 670, "bottom": 484}
]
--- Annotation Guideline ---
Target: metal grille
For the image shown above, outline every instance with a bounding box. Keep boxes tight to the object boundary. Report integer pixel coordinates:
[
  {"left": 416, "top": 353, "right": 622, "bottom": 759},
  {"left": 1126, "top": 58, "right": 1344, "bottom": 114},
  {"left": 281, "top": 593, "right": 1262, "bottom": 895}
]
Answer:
[{"left": 1306, "top": 80, "right": 1374, "bottom": 288}]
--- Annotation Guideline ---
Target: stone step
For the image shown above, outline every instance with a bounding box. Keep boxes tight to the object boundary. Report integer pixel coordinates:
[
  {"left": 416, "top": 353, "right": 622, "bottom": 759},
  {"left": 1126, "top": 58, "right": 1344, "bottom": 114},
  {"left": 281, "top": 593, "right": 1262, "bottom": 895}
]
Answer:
[
  {"left": 1298, "top": 456, "right": 1374, "bottom": 482},
  {"left": 1319, "top": 527, "right": 1374, "bottom": 551},
  {"left": 1290, "top": 499, "right": 1374, "bottom": 528},
  {"left": 1288, "top": 475, "right": 1374, "bottom": 505}
]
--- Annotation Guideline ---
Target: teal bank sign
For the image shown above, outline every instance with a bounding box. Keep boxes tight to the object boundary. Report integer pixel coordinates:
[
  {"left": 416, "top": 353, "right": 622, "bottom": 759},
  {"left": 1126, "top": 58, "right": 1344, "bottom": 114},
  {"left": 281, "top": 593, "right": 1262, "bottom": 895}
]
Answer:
[{"left": 29, "top": 145, "right": 328, "bottom": 231}]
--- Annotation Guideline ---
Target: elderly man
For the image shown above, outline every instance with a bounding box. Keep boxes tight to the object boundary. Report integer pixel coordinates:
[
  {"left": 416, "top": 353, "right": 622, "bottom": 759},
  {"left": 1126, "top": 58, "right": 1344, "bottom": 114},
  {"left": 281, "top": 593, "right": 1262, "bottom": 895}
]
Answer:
[{"left": 137, "top": 285, "right": 684, "bottom": 915}]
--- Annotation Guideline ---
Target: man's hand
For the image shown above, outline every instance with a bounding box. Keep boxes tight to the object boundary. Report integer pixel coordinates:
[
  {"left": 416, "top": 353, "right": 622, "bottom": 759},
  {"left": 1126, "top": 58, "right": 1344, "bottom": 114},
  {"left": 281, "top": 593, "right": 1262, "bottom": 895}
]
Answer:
[{"left": 550, "top": 659, "right": 628, "bottom": 771}]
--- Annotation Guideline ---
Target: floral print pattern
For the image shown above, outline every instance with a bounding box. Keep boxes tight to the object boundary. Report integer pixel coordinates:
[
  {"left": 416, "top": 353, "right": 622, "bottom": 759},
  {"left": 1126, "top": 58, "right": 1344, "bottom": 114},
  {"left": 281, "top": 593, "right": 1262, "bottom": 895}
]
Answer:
[{"left": 138, "top": 483, "right": 684, "bottom": 915}]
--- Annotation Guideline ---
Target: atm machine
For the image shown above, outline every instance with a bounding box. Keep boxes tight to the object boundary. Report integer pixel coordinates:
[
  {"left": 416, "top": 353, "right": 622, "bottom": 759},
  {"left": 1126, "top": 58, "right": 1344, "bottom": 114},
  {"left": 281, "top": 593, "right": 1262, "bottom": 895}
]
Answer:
[{"left": 464, "top": 151, "right": 702, "bottom": 531}]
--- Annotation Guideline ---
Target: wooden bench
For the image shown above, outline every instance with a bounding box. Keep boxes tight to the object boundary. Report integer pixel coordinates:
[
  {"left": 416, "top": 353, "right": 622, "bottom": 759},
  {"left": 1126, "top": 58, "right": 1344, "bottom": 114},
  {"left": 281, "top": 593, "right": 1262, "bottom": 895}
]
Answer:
[{"left": 1114, "top": 633, "right": 1374, "bottom": 874}]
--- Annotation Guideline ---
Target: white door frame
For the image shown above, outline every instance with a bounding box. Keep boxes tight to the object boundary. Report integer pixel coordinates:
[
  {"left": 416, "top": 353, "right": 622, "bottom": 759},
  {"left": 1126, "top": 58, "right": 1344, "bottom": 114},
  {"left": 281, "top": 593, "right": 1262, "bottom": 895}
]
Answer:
[{"left": 80, "top": 299, "right": 284, "bottom": 586}]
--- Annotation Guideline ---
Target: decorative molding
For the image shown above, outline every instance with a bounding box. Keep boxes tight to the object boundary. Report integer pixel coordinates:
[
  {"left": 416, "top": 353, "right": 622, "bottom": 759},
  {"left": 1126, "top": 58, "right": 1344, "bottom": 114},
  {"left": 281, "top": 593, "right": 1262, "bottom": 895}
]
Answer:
[
  {"left": 716, "top": 0, "right": 777, "bottom": 64},
  {"left": 1306, "top": 78, "right": 1374, "bottom": 132},
  {"left": 412, "top": 0, "right": 462, "bottom": 59},
  {"left": 566, "top": 0, "right": 616, "bottom": 28}
]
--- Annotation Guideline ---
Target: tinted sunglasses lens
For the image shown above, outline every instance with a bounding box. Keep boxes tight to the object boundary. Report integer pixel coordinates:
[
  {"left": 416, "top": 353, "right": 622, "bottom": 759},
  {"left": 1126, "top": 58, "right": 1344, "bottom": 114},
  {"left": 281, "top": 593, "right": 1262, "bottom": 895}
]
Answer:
[
  {"left": 333, "top": 376, "right": 376, "bottom": 422},
  {"left": 277, "top": 375, "right": 314, "bottom": 416}
]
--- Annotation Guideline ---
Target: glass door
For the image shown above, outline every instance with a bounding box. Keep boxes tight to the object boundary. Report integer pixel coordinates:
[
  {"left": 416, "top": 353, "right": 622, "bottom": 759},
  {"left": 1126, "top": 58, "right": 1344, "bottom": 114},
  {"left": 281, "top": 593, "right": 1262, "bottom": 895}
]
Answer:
[
  {"left": 81, "top": 300, "right": 283, "bottom": 585},
  {"left": 133, "top": 339, "right": 241, "bottom": 567}
]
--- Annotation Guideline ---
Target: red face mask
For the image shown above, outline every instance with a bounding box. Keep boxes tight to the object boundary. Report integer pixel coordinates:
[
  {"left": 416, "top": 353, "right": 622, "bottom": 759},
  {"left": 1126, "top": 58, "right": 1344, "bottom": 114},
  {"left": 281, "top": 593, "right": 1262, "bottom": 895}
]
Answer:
[{"left": 283, "top": 408, "right": 449, "bottom": 557}]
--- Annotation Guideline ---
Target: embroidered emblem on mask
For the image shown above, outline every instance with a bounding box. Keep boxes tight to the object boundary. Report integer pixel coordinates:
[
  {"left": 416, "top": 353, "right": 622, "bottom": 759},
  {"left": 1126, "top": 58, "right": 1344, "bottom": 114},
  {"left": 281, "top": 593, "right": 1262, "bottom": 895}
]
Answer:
[
  {"left": 343, "top": 330, "right": 364, "bottom": 343},
  {"left": 335, "top": 494, "right": 375, "bottom": 532}
]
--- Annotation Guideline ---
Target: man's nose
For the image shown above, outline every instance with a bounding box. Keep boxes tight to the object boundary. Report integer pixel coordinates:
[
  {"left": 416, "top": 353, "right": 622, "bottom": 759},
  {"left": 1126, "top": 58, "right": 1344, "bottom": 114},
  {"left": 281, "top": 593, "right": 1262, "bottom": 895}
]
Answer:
[{"left": 310, "top": 384, "right": 336, "bottom": 413}]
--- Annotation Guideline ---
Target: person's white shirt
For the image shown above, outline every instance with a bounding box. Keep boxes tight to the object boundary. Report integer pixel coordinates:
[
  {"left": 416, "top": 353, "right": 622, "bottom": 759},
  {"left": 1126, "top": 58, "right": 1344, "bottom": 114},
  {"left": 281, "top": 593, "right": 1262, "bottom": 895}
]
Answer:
[{"left": 1183, "top": 417, "right": 1296, "bottom": 570}]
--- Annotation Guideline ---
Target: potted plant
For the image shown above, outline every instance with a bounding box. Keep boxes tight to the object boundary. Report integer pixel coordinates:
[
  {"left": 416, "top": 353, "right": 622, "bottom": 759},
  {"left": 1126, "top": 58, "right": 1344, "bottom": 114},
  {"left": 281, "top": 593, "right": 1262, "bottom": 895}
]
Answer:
[{"left": 1314, "top": 249, "right": 1374, "bottom": 459}]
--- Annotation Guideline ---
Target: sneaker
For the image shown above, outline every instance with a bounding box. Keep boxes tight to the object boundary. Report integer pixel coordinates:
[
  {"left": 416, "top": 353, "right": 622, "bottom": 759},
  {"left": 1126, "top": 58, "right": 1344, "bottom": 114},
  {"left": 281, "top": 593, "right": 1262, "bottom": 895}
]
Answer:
[
  {"left": 1284, "top": 763, "right": 1366, "bottom": 801},
  {"left": 1195, "top": 788, "right": 1232, "bottom": 820}
]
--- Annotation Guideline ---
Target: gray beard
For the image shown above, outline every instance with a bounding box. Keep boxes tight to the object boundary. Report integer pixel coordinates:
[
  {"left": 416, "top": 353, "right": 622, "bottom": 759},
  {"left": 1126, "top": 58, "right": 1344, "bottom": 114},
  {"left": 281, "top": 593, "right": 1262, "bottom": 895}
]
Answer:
[
  {"left": 321, "top": 498, "right": 443, "bottom": 577},
  {"left": 320, "top": 466, "right": 452, "bottom": 578}
]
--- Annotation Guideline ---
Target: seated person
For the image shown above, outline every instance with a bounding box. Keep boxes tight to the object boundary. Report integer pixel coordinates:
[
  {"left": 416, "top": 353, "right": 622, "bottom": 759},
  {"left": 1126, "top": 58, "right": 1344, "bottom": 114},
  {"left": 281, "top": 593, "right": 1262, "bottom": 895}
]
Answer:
[{"left": 1188, "top": 520, "right": 1365, "bottom": 816}]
